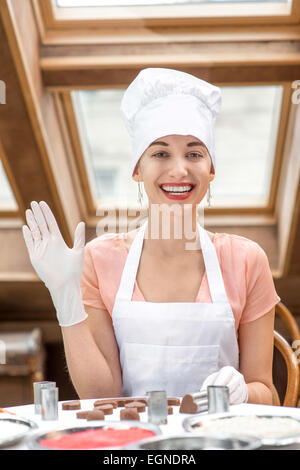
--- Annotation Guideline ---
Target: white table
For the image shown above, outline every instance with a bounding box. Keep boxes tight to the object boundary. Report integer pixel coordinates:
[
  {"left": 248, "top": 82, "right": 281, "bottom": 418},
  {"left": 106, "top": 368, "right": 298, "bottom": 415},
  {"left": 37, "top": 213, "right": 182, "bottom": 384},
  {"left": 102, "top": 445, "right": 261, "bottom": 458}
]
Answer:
[{"left": 3, "top": 401, "right": 300, "bottom": 450}]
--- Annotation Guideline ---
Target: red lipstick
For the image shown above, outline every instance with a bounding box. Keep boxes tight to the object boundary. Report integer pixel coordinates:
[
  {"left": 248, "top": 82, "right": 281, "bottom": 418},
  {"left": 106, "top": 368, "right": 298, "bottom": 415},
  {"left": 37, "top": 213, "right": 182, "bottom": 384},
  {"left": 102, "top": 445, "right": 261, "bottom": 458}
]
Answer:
[{"left": 159, "top": 183, "right": 195, "bottom": 201}]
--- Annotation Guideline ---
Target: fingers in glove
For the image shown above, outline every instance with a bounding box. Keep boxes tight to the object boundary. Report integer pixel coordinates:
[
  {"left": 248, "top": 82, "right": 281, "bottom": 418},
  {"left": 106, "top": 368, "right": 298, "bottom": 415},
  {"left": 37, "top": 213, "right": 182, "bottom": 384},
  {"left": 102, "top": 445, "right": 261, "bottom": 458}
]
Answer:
[
  {"left": 230, "top": 384, "right": 245, "bottom": 404},
  {"left": 39, "top": 201, "right": 61, "bottom": 237},
  {"left": 22, "top": 224, "right": 34, "bottom": 255},
  {"left": 226, "top": 373, "right": 243, "bottom": 394},
  {"left": 73, "top": 222, "right": 85, "bottom": 250},
  {"left": 210, "top": 366, "right": 235, "bottom": 387},
  {"left": 25, "top": 208, "right": 42, "bottom": 245},
  {"left": 201, "top": 371, "right": 219, "bottom": 390},
  {"left": 30, "top": 201, "right": 50, "bottom": 239}
]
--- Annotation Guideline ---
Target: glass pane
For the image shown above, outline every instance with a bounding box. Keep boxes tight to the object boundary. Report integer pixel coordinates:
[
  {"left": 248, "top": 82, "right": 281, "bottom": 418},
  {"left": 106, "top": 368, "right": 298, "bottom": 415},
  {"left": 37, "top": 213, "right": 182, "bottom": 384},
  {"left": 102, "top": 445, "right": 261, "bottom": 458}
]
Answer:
[
  {"left": 213, "top": 85, "right": 283, "bottom": 207},
  {"left": 57, "top": 0, "right": 289, "bottom": 7},
  {"left": 73, "top": 90, "right": 136, "bottom": 208},
  {"left": 73, "top": 84, "right": 282, "bottom": 209},
  {"left": 0, "top": 159, "right": 17, "bottom": 210}
]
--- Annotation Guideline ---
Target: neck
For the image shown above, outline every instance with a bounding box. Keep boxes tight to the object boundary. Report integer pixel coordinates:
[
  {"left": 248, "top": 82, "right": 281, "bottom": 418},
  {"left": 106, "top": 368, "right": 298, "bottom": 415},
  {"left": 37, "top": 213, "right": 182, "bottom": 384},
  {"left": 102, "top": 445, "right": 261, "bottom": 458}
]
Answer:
[{"left": 143, "top": 203, "right": 201, "bottom": 257}]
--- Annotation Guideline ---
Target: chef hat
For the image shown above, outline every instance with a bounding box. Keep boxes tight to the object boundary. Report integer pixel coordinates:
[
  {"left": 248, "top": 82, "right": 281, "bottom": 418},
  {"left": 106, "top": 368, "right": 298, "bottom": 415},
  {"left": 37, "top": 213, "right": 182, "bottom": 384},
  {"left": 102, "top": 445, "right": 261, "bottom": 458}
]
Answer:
[{"left": 120, "top": 67, "right": 222, "bottom": 176}]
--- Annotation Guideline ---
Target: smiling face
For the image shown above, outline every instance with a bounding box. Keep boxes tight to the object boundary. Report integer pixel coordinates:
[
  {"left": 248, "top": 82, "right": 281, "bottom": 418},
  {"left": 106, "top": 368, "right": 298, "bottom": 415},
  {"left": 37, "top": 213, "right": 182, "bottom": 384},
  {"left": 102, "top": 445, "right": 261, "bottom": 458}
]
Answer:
[{"left": 132, "top": 134, "right": 215, "bottom": 206}]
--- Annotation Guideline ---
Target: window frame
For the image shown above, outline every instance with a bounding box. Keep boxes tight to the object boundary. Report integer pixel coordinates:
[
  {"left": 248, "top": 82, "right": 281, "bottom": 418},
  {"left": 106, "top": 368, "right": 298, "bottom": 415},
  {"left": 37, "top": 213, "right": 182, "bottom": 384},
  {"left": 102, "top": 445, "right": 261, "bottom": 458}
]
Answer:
[
  {"left": 0, "top": 139, "right": 21, "bottom": 216},
  {"left": 36, "top": 0, "right": 299, "bottom": 30},
  {"left": 1, "top": 0, "right": 299, "bottom": 280},
  {"left": 57, "top": 81, "right": 291, "bottom": 217}
]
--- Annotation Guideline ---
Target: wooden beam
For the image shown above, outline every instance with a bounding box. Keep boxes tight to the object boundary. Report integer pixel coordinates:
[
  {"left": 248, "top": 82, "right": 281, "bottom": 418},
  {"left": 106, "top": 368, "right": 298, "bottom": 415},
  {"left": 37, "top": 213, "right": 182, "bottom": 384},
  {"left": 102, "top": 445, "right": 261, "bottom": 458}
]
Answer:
[
  {"left": 275, "top": 100, "right": 300, "bottom": 277},
  {"left": 0, "top": 0, "right": 85, "bottom": 246},
  {"left": 36, "top": 24, "right": 300, "bottom": 47},
  {"left": 41, "top": 63, "right": 300, "bottom": 90},
  {"left": 268, "top": 84, "right": 292, "bottom": 213},
  {"left": 0, "top": 9, "right": 54, "bottom": 214},
  {"left": 39, "top": 36, "right": 300, "bottom": 91}
]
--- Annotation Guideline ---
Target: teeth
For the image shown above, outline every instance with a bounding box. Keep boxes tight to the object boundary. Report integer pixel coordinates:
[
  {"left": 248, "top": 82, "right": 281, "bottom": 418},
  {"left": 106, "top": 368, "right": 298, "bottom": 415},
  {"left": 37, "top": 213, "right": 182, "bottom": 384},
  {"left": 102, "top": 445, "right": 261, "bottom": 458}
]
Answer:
[{"left": 161, "top": 185, "right": 192, "bottom": 193}]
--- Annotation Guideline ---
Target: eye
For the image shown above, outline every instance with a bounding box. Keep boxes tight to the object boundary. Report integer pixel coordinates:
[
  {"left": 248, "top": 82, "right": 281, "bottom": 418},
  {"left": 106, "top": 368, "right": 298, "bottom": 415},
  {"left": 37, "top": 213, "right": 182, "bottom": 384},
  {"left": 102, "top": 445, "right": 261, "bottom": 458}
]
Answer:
[
  {"left": 187, "top": 152, "right": 203, "bottom": 159},
  {"left": 153, "top": 152, "right": 167, "bottom": 158}
]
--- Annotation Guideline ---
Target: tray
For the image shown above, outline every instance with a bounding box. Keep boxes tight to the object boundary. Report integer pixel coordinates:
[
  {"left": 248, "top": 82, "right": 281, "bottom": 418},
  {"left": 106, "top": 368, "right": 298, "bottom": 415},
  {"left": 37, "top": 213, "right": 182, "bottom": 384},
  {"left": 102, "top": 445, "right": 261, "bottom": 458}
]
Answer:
[
  {"left": 126, "top": 433, "right": 261, "bottom": 450},
  {"left": 27, "top": 420, "right": 161, "bottom": 450},
  {"left": 183, "top": 413, "right": 300, "bottom": 447},
  {"left": 0, "top": 415, "right": 38, "bottom": 448}
]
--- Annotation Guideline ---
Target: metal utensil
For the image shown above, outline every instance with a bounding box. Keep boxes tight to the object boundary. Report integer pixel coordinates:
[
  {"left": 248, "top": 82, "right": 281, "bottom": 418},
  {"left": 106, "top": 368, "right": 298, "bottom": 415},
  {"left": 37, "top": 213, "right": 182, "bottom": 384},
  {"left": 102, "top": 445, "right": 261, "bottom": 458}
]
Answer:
[
  {"left": 41, "top": 387, "right": 59, "bottom": 421},
  {"left": 207, "top": 385, "right": 229, "bottom": 413},
  {"left": 147, "top": 390, "right": 168, "bottom": 425},
  {"left": 33, "top": 381, "right": 56, "bottom": 414}
]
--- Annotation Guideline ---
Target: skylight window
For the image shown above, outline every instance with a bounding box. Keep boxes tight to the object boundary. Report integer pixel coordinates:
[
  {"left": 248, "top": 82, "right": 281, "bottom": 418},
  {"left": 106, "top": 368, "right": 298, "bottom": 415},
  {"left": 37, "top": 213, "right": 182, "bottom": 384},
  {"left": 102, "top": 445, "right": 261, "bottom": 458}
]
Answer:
[{"left": 72, "top": 84, "right": 283, "bottom": 209}]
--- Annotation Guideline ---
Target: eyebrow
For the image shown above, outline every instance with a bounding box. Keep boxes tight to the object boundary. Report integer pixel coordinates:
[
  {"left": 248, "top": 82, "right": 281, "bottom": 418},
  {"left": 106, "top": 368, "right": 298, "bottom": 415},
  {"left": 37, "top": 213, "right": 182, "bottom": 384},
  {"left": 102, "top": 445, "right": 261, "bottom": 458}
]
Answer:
[{"left": 149, "top": 140, "right": 206, "bottom": 148}]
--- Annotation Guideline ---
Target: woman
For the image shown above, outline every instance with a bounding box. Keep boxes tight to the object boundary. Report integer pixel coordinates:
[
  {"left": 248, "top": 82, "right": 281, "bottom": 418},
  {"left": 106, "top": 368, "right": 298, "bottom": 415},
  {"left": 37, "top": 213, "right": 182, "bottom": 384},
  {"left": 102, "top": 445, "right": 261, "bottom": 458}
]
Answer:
[{"left": 22, "top": 68, "right": 280, "bottom": 405}]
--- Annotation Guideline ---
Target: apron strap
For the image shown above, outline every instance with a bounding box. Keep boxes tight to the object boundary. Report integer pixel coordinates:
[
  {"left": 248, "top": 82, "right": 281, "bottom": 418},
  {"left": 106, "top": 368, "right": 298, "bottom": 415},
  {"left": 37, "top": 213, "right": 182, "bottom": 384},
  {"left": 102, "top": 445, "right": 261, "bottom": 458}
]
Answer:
[
  {"left": 116, "top": 219, "right": 228, "bottom": 303},
  {"left": 116, "top": 220, "right": 148, "bottom": 301},
  {"left": 198, "top": 224, "right": 228, "bottom": 303}
]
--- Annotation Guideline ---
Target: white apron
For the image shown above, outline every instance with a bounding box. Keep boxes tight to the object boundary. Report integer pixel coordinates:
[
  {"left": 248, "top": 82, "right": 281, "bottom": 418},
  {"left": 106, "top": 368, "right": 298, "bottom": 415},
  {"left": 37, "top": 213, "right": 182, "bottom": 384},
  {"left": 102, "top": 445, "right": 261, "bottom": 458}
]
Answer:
[{"left": 112, "top": 220, "right": 239, "bottom": 397}]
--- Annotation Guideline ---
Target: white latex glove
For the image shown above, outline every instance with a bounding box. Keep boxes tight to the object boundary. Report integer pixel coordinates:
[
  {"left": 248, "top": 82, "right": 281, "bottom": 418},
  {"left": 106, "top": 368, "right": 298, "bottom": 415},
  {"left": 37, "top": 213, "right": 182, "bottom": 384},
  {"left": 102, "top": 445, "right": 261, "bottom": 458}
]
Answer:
[
  {"left": 22, "top": 200, "right": 88, "bottom": 327},
  {"left": 201, "top": 366, "right": 248, "bottom": 405}
]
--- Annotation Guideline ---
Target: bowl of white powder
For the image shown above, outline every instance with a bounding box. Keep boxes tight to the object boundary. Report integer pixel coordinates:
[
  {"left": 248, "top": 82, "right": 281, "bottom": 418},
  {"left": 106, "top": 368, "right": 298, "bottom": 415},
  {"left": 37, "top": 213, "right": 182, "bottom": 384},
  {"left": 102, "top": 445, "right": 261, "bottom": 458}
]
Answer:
[
  {"left": 183, "top": 414, "right": 300, "bottom": 447},
  {"left": 0, "top": 416, "right": 38, "bottom": 448}
]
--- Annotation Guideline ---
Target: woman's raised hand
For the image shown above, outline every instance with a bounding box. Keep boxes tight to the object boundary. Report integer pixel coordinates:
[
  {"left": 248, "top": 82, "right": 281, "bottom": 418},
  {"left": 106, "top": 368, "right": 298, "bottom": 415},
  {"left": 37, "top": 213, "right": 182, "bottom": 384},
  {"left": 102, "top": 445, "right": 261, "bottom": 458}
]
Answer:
[
  {"left": 22, "top": 201, "right": 85, "bottom": 290},
  {"left": 22, "top": 201, "right": 88, "bottom": 326}
]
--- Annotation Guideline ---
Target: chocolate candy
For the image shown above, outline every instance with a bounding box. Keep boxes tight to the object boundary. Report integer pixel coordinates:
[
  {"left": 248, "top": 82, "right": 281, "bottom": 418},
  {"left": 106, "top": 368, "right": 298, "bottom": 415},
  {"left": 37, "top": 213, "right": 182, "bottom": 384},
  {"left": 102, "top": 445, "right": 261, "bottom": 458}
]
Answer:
[
  {"left": 124, "top": 401, "right": 146, "bottom": 413},
  {"left": 86, "top": 409, "right": 105, "bottom": 421},
  {"left": 168, "top": 398, "right": 180, "bottom": 406},
  {"left": 76, "top": 411, "right": 90, "bottom": 419},
  {"left": 94, "top": 399, "right": 118, "bottom": 409},
  {"left": 116, "top": 397, "right": 147, "bottom": 407},
  {"left": 76, "top": 410, "right": 105, "bottom": 420},
  {"left": 120, "top": 408, "right": 140, "bottom": 421},
  {"left": 62, "top": 400, "right": 81, "bottom": 410},
  {"left": 179, "top": 392, "right": 208, "bottom": 414},
  {"left": 94, "top": 404, "right": 113, "bottom": 415}
]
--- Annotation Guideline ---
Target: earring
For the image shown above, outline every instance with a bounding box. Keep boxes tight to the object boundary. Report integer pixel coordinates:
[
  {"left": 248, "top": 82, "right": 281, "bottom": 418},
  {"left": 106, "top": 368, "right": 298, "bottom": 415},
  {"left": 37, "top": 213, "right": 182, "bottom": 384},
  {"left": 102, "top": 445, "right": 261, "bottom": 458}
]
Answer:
[
  {"left": 207, "top": 184, "right": 212, "bottom": 207},
  {"left": 138, "top": 181, "right": 144, "bottom": 207}
]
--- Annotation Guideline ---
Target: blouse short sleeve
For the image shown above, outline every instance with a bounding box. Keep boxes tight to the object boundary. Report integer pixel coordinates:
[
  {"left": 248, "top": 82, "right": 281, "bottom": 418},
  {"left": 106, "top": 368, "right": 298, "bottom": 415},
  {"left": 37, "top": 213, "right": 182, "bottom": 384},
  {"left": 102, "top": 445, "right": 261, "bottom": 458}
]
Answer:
[
  {"left": 80, "top": 243, "right": 106, "bottom": 310},
  {"left": 240, "top": 242, "right": 280, "bottom": 324}
]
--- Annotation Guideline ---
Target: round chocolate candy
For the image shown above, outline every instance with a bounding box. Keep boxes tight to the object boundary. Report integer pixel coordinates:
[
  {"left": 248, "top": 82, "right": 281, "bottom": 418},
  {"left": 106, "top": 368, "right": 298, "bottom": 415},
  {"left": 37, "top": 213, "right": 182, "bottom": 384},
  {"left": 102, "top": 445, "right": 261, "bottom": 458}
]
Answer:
[
  {"left": 94, "top": 399, "right": 118, "bottom": 409},
  {"left": 94, "top": 404, "right": 113, "bottom": 415},
  {"left": 120, "top": 408, "right": 140, "bottom": 421},
  {"left": 124, "top": 401, "right": 146, "bottom": 413},
  {"left": 76, "top": 410, "right": 105, "bottom": 420},
  {"left": 167, "top": 398, "right": 180, "bottom": 406},
  {"left": 62, "top": 400, "right": 81, "bottom": 410}
]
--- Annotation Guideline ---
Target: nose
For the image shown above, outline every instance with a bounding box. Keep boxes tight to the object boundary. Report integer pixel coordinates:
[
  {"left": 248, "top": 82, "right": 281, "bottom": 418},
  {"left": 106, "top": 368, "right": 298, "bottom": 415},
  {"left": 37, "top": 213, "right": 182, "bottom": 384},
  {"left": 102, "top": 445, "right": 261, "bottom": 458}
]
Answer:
[{"left": 167, "top": 155, "right": 188, "bottom": 179}]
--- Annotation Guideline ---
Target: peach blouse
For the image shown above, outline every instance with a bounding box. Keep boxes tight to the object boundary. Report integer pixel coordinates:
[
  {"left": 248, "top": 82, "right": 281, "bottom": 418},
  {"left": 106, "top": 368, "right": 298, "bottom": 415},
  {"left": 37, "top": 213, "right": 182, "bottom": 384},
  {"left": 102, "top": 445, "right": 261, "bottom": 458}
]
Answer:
[{"left": 80, "top": 231, "right": 280, "bottom": 332}]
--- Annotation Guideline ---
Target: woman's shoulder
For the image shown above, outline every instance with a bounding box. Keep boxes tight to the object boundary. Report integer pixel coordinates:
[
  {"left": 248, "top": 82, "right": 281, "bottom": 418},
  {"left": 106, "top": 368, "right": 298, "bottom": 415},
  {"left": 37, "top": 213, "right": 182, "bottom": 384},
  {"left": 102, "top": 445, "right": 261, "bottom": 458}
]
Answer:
[
  {"left": 213, "top": 231, "right": 266, "bottom": 258},
  {"left": 85, "top": 230, "right": 128, "bottom": 252}
]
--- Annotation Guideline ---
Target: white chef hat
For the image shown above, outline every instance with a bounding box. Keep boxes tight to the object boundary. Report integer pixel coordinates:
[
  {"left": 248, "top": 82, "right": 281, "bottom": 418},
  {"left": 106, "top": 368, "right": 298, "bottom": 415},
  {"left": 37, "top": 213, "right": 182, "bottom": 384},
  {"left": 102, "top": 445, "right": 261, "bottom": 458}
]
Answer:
[{"left": 120, "top": 67, "right": 222, "bottom": 176}]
